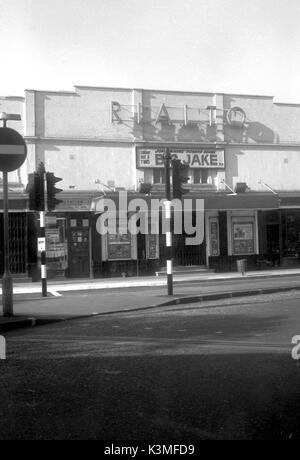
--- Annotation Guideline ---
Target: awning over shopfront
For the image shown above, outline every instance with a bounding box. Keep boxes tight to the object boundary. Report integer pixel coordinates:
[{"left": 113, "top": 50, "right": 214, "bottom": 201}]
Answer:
[
  {"left": 203, "top": 192, "right": 280, "bottom": 211},
  {"left": 278, "top": 192, "right": 300, "bottom": 208},
  {"left": 54, "top": 190, "right": 103, "bottom": 212},
  {"left": 90, "top": 190, "right": 280, "bottom": 213}
]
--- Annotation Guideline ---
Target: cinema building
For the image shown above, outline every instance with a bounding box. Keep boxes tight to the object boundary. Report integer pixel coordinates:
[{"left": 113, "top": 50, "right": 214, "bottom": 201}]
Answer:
[{"left": 1, "top": 86, "right": 300, "bottom": 279}]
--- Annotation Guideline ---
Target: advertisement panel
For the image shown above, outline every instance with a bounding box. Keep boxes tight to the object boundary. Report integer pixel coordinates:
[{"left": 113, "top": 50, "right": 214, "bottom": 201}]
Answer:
[
  {"left": 107, "top": 232, "right": 131, "bottom": 260},
  {"left": 232, "top": 222, "right": 255, "bottom": 255},
  {"left": 137, "top": 148, "right": 225, "bottom": 168}
]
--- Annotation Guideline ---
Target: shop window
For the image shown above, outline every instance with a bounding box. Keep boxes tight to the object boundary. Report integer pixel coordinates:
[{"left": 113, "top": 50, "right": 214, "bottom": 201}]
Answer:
[
  {"left": 193, "top": 169, "right": 208, "bottom": 184},
  {"left": 282, "top": 210, "right": 300, "bottom": 258},
  {"left": 153, "top": 168, "right": 165, "bottom": 184},
  {"left": 266, "top": 211, "right": 279, "bottom": 224}
]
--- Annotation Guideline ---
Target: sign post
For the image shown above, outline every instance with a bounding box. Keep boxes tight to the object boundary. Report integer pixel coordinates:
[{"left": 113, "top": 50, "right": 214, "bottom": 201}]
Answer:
[{"left": 0, "top": 113, "right": 27, "bottom": 316}]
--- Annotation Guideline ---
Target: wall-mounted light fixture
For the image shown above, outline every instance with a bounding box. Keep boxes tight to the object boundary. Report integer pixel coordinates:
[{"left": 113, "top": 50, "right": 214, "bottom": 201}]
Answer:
[
  {"left": 258, "top": 179, "right": 277, "bottom": 195},
  {"left": 220, "top": 179, "right": 236, "bottom": 194}
]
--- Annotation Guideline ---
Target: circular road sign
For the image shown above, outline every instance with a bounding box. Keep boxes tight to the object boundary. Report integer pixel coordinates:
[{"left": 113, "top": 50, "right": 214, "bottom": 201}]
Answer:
[{"left": 0, "top": 127, "right": 27, "bottom": 172}]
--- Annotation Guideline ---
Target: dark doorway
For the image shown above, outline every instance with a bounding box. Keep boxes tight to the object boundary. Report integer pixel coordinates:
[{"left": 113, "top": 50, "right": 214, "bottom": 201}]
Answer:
[
  {"left": 159, "top": 210, "right": 206, "bottom": 267},
  {"left": 174, "top": 235, "right": 206, "bottom": 266},
  {"left": 67, "top": 216, "right": 90, "bottom": 278},
  {"left": 266, "top": 223, "right": 280, "bottom": 266}
]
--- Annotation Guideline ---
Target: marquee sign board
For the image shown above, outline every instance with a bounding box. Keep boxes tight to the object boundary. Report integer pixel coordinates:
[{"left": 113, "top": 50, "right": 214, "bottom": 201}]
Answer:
[
  {"left": 0, "top": 127, "right": 27, "bottom": 172},
  {"left": 136, "top": 148, "right": 225, "bottom": 169}
]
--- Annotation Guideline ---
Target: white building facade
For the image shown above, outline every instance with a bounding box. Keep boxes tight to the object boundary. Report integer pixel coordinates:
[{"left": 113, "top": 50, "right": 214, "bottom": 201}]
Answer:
[{"left": 1, "top": 86, "right": 300, "bottom": 278}]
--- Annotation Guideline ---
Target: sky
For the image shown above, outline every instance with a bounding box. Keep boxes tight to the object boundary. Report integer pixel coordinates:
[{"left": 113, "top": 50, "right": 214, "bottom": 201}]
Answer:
[{"left": 1, "top": 0, "right": 300, "bottom": 102}]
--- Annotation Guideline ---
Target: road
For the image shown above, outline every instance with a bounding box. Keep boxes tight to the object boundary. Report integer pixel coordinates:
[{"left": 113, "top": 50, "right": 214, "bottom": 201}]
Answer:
[{"left": 1, "top": 290, "right": 300, "bottom": 440}]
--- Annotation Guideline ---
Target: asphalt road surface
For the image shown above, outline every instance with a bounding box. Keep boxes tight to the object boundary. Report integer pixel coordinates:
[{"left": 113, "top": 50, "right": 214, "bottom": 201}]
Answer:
[{"left": 1, "top": 290, "right": 300, "bottom": 440}]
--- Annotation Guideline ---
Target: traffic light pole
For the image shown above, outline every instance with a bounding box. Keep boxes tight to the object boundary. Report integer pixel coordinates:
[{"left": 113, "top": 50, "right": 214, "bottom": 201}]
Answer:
[
  {"left": 40, "top": 171, "right": 47, "bottom": 297},
  {"left": 164, "top": 148, "right": 173, "bottom": 296},
  {"left": 40, "top": 210, "right": 47, "bottom": 297}
]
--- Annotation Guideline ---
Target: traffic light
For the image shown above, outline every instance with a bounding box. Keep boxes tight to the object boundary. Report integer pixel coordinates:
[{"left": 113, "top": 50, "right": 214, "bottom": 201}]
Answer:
[
  {"left": 46, "top": 172, "right": 63, "bottom": 211},
  {"left": 139, "top": 182, "right": 152, "bottom": 194},
  {"left": 27, "top": 172, "right": 44, "bottom": 211},
  {"left": 172, "top": 158, "right": 190, "bottom": 199}
]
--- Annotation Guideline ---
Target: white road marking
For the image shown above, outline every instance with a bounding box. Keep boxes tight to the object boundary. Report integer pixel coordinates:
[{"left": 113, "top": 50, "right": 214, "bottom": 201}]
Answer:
[{"left": 49, "top": 290, "right": 62, "bottom": 297}]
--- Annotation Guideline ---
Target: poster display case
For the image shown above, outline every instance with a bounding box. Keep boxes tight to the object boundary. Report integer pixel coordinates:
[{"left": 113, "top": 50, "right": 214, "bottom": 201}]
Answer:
[
  {"left": 146, "top": 233, "right": 159, "bottom": 259},
  {"left": 232, "top": 221, "right": 255, "bottom": 255},
  {"left": 209, "top": 218, "right": 219, "bottom": 256},
  {"left": 45, "top": 218, "right": 68, "bottom": 271},
  {"left": 107, "top": 232, "right": 132, "bottom": 260}
]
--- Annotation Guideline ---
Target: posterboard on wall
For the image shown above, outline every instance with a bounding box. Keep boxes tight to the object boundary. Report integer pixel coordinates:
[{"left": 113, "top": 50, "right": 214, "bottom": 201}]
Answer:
[
  {"left": 232, "top": 222, "right": 254, "bottom": 254},
  {"left": 107, "top": 232, "right": 131, "bottom": 260},
  {"left": 45, "top": 224, "right": 68, "bottom": 269},
  {"left": 46, "top": 229, "right": 67, "bottom": 258},
  {"left": 210, "top": 219, "right": 219, "bottom": 256},
  {"left": 146, "top": 234, "right": 159, "bottom": 259}
]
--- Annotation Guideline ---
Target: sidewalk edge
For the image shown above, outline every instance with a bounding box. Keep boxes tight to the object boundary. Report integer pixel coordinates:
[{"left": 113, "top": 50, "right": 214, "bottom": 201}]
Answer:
[{"left": 1, "top": 284, "right": 300, "bottom": 333}]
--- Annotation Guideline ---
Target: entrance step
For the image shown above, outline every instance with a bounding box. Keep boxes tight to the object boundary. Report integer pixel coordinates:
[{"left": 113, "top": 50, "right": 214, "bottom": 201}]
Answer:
[{"left": 155, "top": 265, "right": 214, "bottom": 277}]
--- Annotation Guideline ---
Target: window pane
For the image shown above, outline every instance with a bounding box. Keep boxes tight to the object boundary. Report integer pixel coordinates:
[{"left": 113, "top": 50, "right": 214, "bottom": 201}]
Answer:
[
  {"left": 201, "top": 169, "right": 208, "bottom": 184},
  {"left": 193, "top": 169, "right": 201, "bottom": 184},
  {"left": 153, "top": 169, "right": 165, "bottom": 184},
  {"left": 153, "top": 169, "right": 161, "bottom": 184}
]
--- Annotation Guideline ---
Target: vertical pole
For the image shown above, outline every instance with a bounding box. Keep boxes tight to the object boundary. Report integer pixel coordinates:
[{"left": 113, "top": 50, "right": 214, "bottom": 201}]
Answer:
[
  {"left": 41, "top": 172, "right": 47, "bottom": 296},
  {"left": 279, "top": 209, "right": 283, "bottom": 267},
  {"left": 88, "top": 224, "right": 94, "bottom": 279},
  {"left": 40, "top": 210, "right": 47, "bottom": 296},
  {"left": 164, "top": 148, "right": 173, "bottom": 296},
  {"left": 2, "top": 170, "right": 13, "bottom": 316}
]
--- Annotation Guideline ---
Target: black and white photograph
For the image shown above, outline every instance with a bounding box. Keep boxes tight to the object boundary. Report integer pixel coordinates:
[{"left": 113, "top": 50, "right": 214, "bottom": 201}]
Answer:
[{"left": 1, "top": 0, "right": 300, "bottom": 444}]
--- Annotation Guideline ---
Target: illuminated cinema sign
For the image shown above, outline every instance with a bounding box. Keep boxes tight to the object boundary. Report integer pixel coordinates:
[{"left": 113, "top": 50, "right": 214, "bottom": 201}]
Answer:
[{"left": 137, "top": 148, "right": 225, "bottom": 168}]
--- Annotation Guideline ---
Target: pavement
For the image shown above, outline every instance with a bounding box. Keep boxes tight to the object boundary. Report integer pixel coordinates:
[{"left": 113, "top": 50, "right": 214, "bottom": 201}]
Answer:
[{"left": 1, "top": 267, "right": 300, "bottom": 332}]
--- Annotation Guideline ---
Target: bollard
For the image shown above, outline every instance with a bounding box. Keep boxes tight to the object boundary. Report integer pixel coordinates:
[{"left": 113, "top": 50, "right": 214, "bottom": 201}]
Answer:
[
  {"left": 237, "top": 259, "right": 247, "bottom": 276},
  {"left": 0, "top": 336, "right": 6, "bottom": 360}
]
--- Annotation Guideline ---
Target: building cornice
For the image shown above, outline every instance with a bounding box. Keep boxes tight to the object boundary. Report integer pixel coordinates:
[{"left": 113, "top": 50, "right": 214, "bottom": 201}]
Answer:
[
  {"left": 24, "top": 136, "right": 135, "bottom": 145},
  {"left": 3, "top": 85, "right": 300, "bottom": 105},
  {"left": 23, "top": 136, "right": 300, "bottom": 149},
  {"left": 25, "top": 89, "right": 77, "bottom": 96},
  {"left": 135, "top": 140, "right": 300, "bottom": 149},
  {"left": 0, "top": 95, "right": 25, "bottom": 101},
  {"left": 224, "top": 142, "right": 300, "bottom": 149}
]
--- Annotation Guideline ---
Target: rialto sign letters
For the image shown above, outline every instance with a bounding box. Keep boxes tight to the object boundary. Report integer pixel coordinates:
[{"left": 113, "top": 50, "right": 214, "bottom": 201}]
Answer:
[{"left": 137, "top": 148, "right": 225, "bottom": 169}]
